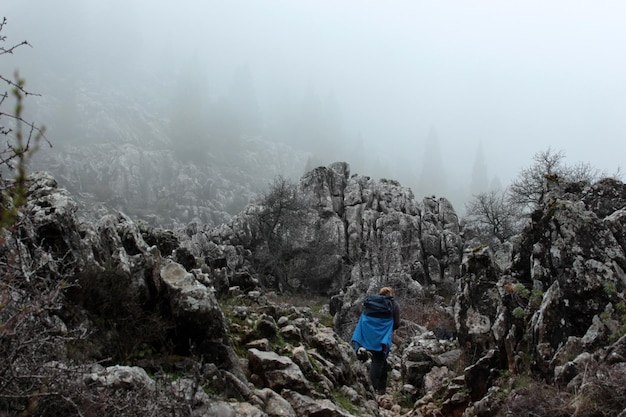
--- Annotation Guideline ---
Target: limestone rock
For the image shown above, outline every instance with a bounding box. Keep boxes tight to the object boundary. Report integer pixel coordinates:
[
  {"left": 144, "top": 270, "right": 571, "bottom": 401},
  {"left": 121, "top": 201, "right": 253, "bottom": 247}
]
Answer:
[
  {"left": 83, "top": 365, "right": 154, "bottom": 390},
  {"left": 248, "top": 348, "right": 311, "bottom": 394},
  {"left": 281, "top": 390, "right": 357, "bottom": 417},
  {"left": 159, "top": 262, "right": 244, "bottom": 379}
]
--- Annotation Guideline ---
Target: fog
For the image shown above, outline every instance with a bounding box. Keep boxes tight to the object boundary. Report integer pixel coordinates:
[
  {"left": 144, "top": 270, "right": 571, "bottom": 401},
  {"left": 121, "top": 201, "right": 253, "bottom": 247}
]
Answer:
[{"left": 3, "top": 1, "right": 626, "bottom": 210}]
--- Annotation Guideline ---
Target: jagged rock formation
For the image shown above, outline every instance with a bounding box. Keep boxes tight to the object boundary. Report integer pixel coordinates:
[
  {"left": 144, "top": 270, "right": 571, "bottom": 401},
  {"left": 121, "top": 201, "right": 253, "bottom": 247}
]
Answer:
[
  {"left": 35, "top": 138, "right": 309, "bottom": 229},
  {"left": 3, "top": 165, "right": 626, "bottom": 416},
  {"left": 445, "top": 176, "right": 626, "bottom": 416},
  {"left": 200, "top": 162, "right": 463, "bottom": 342},
  {"left": 0, "top": 171, "right": 383, "bottom": 416}
]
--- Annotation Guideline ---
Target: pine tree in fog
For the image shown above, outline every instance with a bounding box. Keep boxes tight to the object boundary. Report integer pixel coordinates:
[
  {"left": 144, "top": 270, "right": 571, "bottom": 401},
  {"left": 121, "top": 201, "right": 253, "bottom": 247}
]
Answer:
[
  {"left": 227, "top": 64, "right": 261, "bottom": 136},
  {"left": 470, "top": 141, "right": 489, "bottom": 194},
  {"left": 417, "top": 126, "right": 447, "bottom": 197},
  {"left": 168, "top": 56, "right": 211, "bottom": 163}
]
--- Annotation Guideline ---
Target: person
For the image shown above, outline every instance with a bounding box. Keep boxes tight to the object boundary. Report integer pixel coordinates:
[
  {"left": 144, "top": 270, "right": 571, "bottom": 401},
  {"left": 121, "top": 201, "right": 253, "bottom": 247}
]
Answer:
[{"left": 351, "top": 286, "right": 400, "bottom": 394}]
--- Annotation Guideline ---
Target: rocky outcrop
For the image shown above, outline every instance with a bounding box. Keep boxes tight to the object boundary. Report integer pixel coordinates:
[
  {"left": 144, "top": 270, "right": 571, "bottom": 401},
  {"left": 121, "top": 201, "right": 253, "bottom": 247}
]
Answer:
[
  {"left": 204, "top": 162, "right": 463, "bottom": 342},
  {"left": 35, "top": 137, "right": 309, "bottom": 229},
  {"left": 401, "top": 331, "right": 462, "bottom": 395},
  {"left": 159, "top": 263, "right": 245, "bottom": 380},
  {"left": 1, "top": 171, "right": 385, "bottom": 417},
  {"left": 7, "top": 167, "right": 626, "bottom": 417},
  {"left": 448, "top": 176, "right": 626, "bottom": 415}
]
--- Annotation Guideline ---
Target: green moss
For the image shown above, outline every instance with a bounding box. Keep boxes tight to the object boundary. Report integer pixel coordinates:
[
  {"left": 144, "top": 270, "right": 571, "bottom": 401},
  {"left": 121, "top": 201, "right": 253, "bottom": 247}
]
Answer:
[
  {"left": 471, "top": 244, "right": 489, "bottom": 253},
  {"left": 269, "top": 332, "right": 291, "bottom": 355},
  {"left": 394, "top": 391, "right": 416, "bottom": 409},
  {"left": 514, "top": 283, "right": 530, "bottom": 299},
  {"left": 603, "top": 281, "right": 617, "bottom": 297},
  {"left": 314, "top": 309, "right": 334, "bottom": 328},
  {"left": 529, "top": 289, "right": 543, "bottom": 309},
  {"left": 332, "top": 389, "right": 359, "bottom": 414},
  {"left": 512, "top": 307, "right": 526, "bottom": 319},
  {"left": 609, "top": 314, "right": 626, "bottom": 342}
]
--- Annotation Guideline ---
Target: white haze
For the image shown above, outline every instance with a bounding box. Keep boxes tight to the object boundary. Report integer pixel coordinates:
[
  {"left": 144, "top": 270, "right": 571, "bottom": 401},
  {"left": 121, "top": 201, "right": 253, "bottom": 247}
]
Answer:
[{"left": 3, "top": 0, "right": 626, "bottom": 211}]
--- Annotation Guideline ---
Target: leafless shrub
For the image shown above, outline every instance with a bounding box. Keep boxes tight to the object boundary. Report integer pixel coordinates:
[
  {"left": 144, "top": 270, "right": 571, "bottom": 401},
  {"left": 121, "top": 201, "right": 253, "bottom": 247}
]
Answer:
[
  {"left": 67, "top": 267, "right": 174, "bottom": 363},
  {"left": 464, "top": 188, "right": 523, "bottom": 246},
  {"left": 0, "top": 260, "right": 198, "bottom": 416},
  {"left": 1, "top": 362, "right": 192, "bottom": 417},
  {"left": 0, "top": 280, "right": 69, "bottom": 412},
  {"left": 571, "top": 363, "right": 626, "bottom": 417},
  {"left": 496, "top": 363, "right": 626, "bottom": 417},
  {"left": 251, "top": 175, "right": 308, "bottom": 290},
  {"left": 498, "top": 381, "right": 574, "bottom": 417},
  {"left": 0, "top": 196, "right": 187, "bottom": 417},
  {"left": 509, "top": 148, "right": 602, "bottom": 213},
  {"left": 1, "top": 17, "right": 49, "bottom": 229},
  {"left": 400, "top": 287, "right": 455, "bottom": 337}
]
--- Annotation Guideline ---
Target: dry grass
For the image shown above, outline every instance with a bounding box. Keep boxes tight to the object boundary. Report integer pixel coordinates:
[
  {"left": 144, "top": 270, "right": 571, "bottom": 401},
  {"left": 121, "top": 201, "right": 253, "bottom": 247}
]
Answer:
[
  {"left": 571, "top": 363, "right": 626, "bottom": 416},
  {"left": 68, "top": 267, "right": 173, "bottom": 363},
  {"left": 495, "top": 363, "right": 626, "bottom": 417},
  {"left": 499, "top": 382, "right": 574, "bottom": 417},
  {"left": 266, "top": 292, "right": 334, "bottom": 326},
  {"left": 401, "top": 288, "right": 456, "bottom": 336}
]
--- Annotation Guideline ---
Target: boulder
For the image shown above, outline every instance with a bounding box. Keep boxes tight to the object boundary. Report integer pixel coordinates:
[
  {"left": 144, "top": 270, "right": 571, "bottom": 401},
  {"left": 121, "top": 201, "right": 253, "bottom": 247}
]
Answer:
[
  {"left": 248, "top": 349, "right": 311, "bottom": 394},
  {"left": 159, "top": 262, "right": 244, "bottom": 379}
]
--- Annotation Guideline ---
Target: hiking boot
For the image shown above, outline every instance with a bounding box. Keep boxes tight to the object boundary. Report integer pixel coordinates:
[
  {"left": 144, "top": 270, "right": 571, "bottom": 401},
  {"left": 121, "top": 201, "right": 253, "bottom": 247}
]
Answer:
[{"left": 357, "top": 347, "right": 368, "bottom": 360}]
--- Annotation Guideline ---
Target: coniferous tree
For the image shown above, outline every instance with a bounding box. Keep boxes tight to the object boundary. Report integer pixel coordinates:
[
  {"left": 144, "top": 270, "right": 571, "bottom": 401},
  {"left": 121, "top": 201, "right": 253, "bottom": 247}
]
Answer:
[
  {"left": 168, "top": 56, "right": 211, "bottom": 163},
  {"left": 295, "top": 84, "right": 324, "bottom": 153},
  {"left": 470, "top": 141, "right": 489, "bottom": 195},
  {"left": 227, "top": 64, "right": 261, "bottom": 137},
  {"left": 417, "top": 126, "right": 447, "bottom": 197}
]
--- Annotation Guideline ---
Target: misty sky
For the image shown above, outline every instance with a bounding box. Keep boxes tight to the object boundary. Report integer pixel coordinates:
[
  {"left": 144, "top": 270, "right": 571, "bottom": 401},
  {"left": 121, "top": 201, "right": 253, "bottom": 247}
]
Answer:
[{"left": 4, "top": 1, "right": 626, "bottom": 195}]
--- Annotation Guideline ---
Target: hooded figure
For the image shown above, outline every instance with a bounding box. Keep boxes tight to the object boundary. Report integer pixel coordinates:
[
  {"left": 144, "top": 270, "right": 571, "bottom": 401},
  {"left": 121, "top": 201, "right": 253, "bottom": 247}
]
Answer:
[{"left": 351, "top": 287, "right": 400, "bottom": 394}]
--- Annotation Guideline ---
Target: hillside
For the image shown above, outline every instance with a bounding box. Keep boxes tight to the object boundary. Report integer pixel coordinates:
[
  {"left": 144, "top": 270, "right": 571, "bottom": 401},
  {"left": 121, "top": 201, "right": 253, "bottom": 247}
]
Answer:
[{"left": 1, "top": 165, "right": 625, "bottom": 416}]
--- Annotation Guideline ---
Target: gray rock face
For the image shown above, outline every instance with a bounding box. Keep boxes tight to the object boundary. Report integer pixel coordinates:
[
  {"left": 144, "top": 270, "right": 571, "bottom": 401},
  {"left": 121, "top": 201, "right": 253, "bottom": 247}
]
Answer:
[
  {"left": 20, "top": 172, "right": 87, "bottom": 274},
  {"left": 14, "top": 166, "right": 626, "bottom": 416},
  {"left": 6, "top": 171, "right": 380, "bottom": 416},
  {"left": 523, "top": 198, "right": 626, "bottom": 368},
  {"left": 281, "top": 390, "right": 356, "bottom": 417},
  {"left": 455, "top": 176, "right": 626, "bottom": 391},
  {"left": 582, "top": 177, "right": 626, "bottom": 219},
  {"left": 314, "top": 166, "right": 462, "bottom": 340},
  {"left": 14, "top": 172, "right": 245, "bottom": 380},
  {"left": 159, "top": 262, "right": 244, "bottom": 379},
  {"left": 83, "top": 365, "right": 155, "bottom": 390},
  {"left": 207, "top": 163, "right": 463, "bottom": 341},
  {"left": 36, "top": 134, "right": 309, "bottom": 229},
  {"left": 256, "top": 387, "right": 297, "bottom": 417},
  {"left": 454, "top": 246, "right": 505, "bottom": 357},
  {"left": 401, "top": 331, "right": 461, "bottom": 395},
  {"left": 248, "top": 348, "right": 311, "bottom": 393}
]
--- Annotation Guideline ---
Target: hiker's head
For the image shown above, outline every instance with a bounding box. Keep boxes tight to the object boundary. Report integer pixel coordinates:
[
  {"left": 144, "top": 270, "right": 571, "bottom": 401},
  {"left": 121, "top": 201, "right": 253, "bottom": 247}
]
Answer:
[{"left": 379, "top": 287, "right": 393, "bottom": 297}]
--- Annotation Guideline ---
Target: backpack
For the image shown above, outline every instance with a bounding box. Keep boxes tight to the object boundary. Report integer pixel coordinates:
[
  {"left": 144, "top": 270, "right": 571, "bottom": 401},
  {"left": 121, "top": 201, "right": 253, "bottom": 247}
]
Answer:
[{"left": 363, "top": 295, "right": 394, "bottom": 318}]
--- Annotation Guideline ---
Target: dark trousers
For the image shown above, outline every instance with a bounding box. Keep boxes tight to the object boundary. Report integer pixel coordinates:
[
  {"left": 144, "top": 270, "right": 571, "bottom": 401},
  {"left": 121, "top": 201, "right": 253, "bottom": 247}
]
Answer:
[{"left": 369, "top": 350, "right": 387, "bottom": 392}]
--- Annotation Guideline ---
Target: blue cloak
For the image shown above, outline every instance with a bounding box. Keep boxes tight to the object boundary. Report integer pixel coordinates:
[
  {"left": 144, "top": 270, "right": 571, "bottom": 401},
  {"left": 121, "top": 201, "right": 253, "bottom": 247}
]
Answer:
[{"left": 351, "top": 313, "right": 394, "bottom": 358}]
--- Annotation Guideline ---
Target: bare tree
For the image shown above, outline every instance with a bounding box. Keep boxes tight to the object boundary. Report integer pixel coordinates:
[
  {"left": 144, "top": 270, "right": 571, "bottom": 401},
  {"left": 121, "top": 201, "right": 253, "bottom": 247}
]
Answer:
[
  {"left": 255, "top": 175, "right": 305, "bottom": 245},
  {"left": 467, "top": 148, "right": 607, "bottom": 246},
  {"left": 508, "top": 148, "right": 601, "bottom": 212},
  {"left": 252, "top": 175, "right": 307, "bottom": 289},
  {"left": 1, "top": 17, "right": 48, "bottom": 230},
  {"left": 465, "top": 188, "right": 522, "bottom": 245}
]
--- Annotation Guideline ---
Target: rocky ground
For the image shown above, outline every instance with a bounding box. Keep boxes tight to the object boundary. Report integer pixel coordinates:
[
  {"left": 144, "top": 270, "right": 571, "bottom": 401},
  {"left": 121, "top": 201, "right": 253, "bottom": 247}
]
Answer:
[{"left": 1, "top": 166, "right": 626, "bottom": 416}]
